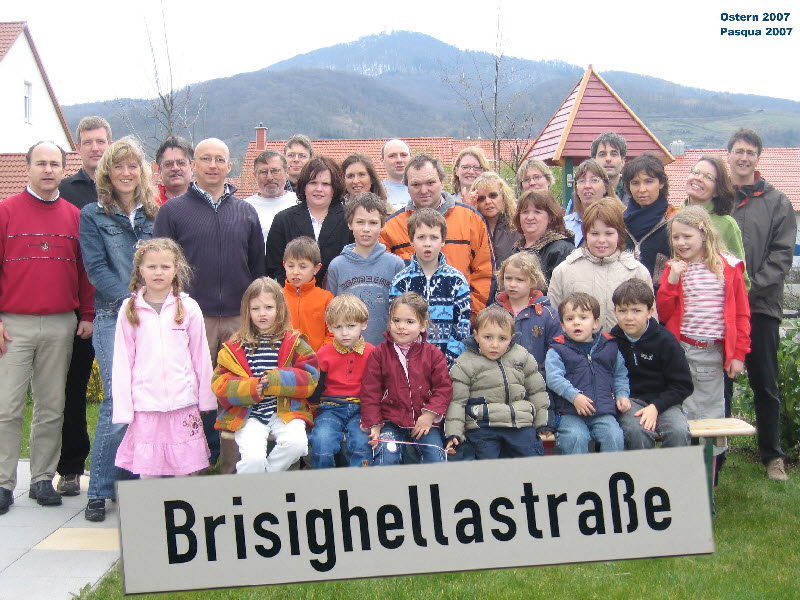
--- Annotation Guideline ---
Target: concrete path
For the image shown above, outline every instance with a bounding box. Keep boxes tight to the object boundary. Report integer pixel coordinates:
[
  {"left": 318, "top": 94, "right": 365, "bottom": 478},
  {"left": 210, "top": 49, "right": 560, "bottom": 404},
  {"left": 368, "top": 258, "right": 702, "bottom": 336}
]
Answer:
[{"left": 0, "top": 461, "right": 119, "bottom": 600}]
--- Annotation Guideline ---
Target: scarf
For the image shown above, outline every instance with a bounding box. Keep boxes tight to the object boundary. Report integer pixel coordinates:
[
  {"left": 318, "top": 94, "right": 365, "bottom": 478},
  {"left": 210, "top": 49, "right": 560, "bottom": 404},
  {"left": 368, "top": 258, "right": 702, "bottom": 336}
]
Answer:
[
  {"left": 624, "top": 196, "right": 669, "bottom": 241},
  {"left": 515, "top": 228, "right": 571, "bottom": 253}
]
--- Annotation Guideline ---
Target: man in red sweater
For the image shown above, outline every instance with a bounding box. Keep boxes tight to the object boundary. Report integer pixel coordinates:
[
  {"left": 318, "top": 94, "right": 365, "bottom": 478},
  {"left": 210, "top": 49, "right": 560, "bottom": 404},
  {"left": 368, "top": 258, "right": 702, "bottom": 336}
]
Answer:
[{"left": 0, "top": 142, "right": 95, "bottom": 515}]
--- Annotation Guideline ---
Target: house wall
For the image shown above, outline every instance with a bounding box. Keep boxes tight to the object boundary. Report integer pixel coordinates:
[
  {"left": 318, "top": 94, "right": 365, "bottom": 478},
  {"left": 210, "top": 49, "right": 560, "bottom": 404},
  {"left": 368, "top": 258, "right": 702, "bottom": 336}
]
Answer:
[{"left": 0, "top": 36, "right": 71, "bottom": 153}]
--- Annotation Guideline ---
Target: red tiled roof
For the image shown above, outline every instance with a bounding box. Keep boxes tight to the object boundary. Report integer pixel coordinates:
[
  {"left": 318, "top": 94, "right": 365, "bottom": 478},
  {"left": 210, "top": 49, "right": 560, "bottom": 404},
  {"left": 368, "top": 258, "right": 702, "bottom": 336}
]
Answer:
[
  {"left": 0, "top": 152, "right": 82, "bottom": 200},
  {"left": 526, "top": 66, "right": 673, "bottom": 166},
  {"left": 0, "top": 22, "right": 74, "bottom": 149},
  {"left": 237, "top": 136, "right": 531, "bottom": 198},
  {"left": 665, "top": 148, "right": 800, "bottom": 211}
]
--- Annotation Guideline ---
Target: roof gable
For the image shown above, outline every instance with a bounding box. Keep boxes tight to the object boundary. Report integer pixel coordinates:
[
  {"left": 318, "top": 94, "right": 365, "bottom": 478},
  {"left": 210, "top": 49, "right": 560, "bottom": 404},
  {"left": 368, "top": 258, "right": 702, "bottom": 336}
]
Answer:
[
  {"left": 526, "top": 66, "right": 673, "bottom": 166},
  {"left": 0, "top": 21, "right": 74, "bottom": 149}
]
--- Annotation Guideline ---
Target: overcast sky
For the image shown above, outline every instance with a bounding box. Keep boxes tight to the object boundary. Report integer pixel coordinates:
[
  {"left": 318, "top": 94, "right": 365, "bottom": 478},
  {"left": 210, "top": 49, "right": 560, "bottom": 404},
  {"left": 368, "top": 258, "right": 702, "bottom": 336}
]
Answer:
[{"left": 7, "top": 0, "right": 799, "bottom": 106}]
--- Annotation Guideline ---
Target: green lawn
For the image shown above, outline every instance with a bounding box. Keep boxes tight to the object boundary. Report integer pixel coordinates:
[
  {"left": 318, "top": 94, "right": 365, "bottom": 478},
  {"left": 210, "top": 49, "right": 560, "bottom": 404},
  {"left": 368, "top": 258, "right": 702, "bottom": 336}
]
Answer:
[{"left": 80, "top": 435, "right": 799, "bottom": 600}]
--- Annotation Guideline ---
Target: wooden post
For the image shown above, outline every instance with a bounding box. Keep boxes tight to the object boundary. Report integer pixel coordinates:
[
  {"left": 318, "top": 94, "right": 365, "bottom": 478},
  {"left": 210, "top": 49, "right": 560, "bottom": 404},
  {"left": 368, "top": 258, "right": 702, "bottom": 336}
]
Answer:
[{"left": 562, "top": 157, "right": 574, "bottom": 209}]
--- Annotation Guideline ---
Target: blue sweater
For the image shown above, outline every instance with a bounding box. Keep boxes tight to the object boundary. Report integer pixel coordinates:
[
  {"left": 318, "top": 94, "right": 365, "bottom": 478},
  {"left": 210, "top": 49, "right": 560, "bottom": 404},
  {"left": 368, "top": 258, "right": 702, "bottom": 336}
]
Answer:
[{"left": 390, "top": 253, "right": 471, "bottom": 368}]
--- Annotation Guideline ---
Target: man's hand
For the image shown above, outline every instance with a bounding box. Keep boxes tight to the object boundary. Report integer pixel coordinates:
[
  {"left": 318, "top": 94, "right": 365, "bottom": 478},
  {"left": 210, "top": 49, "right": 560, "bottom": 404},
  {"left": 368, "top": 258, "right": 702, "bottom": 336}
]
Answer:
[
  {"left": 0, "top": 322, "right": 11, "bottom": 357},
  {"left": 76, "top": 320, "right": 93, "bottom": 339}
]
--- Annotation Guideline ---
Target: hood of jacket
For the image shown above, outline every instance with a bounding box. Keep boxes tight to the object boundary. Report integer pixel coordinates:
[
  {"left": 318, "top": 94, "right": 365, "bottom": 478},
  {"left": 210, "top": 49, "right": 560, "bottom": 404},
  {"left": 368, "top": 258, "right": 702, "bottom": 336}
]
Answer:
[{"left": 338, "top": 241, "right": 392, "bottom": 265}]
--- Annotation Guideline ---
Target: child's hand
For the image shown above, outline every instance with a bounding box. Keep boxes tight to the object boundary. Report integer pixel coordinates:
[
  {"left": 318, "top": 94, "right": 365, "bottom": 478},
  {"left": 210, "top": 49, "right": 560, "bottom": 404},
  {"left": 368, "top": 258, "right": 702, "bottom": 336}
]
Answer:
[
  {"left": 573, "top": 393, "right": 595, "bottom": 416},
  {"left": 616, "top": 396, "right": 631, "bottom": 413},
  {"left": 368, "top": 425, "right": 383, "bottom": 448},
  {"left": 667, "top": 260, "right": 688, "bottom": 284},
  {"left": 635, "top": 403, "right": 659, "bottom": 431},
  {"left": 412, "top": 411, "right": 436, "bottom": 439},
  {"left": 256, "top": 374, "right": 269, "bottom": 397},
  {"left": 445, "top": 436, "right": 460, "bottom": 455},
  {"left": 726, "top": 358, "right": 745, "bottom": 379}
]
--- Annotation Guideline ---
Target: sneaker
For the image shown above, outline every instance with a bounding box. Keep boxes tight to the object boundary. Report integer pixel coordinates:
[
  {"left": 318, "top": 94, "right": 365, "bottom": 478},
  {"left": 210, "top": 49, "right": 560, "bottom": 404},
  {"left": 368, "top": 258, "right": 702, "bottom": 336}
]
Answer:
[
  {"left": 29, "top": 480, "right": 62, "bottom": 506},
  {"left": 766, "top": 458, "right": 790, "bottom": 482},
  {"left": 56, "top": 474, "right": 81, "bottom": 496},
  {"left": 85, "top": 499, "right": 106, "bottom": 522},
  {"left": 0, "top": 488, "right": 13, "bottom": 515}
]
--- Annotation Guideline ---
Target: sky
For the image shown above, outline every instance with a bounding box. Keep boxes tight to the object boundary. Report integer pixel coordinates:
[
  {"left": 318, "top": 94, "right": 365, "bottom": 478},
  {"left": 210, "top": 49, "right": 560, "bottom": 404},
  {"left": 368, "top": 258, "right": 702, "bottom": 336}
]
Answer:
[{"left": 5, "top": 0, "right": 799, "bottom": 106}]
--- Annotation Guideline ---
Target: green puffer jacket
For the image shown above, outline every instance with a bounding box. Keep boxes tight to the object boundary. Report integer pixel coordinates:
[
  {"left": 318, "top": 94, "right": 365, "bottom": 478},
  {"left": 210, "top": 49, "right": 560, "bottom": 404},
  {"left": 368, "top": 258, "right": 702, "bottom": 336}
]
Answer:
[{"left": 445, "top": 336, "right": 549, "bottom": 441}]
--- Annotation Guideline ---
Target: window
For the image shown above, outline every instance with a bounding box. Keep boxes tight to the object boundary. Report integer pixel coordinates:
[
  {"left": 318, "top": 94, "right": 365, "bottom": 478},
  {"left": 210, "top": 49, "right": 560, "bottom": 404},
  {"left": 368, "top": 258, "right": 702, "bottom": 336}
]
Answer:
[{"left": 24, "top": 81, "right": 32, "bottom": 123}]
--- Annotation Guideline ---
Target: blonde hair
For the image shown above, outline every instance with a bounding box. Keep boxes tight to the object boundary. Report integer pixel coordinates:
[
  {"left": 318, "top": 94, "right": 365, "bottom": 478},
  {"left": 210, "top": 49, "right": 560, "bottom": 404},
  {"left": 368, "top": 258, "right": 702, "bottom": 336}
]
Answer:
[
  {"left": 470, "top": 171, "right": 517, "bottom": 225},
  {"left": 232, "top": 277, "right": 292, "bottom": 350},
  {"left": 325, "top": 294, "right": 369, "bottom": 326},
  {"left": 96, "top": 136, "right": 158, "bottom": 219},
  {"left": 451, "top": 146, "right": 490, "bottom": 194},
  {"left": 497, "top": 252, "right": 546, "bottom": 291},
  {"left": 668, "top": 206, "right": 727, "bottom": 282},
  {"left": 126, "top": 238, "right": 192, "bottom": 326}
]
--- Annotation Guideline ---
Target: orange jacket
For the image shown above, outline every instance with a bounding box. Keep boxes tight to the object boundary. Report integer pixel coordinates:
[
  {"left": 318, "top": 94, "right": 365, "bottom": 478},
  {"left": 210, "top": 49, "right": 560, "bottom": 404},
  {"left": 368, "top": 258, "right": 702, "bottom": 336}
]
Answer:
[
  {"left": 379, "top": 196, "right": 493, "bottom": 313},
  {"left": 282, "top": 280, "right": 334, "bottom": 351}
]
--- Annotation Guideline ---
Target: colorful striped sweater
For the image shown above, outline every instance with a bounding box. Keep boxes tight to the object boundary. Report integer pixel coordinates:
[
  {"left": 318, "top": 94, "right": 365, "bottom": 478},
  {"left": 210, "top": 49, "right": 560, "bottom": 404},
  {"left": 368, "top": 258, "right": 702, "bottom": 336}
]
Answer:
[{"left": 212, "top": 330, "right": 319, "bottom": 432}]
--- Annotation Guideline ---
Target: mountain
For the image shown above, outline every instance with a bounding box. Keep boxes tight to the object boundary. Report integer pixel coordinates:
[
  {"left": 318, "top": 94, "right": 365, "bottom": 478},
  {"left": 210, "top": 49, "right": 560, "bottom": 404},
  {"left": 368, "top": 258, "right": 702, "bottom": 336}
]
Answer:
[{"left": 62, "top": 31, "right": 800, "bottom": 172}]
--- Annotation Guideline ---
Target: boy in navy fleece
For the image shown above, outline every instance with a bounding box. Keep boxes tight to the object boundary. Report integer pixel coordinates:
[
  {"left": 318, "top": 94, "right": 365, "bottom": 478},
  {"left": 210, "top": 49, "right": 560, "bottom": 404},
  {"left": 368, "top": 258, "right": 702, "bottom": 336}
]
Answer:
[{"left": 611, "top": 279, "right": 692, "bottom": 449}]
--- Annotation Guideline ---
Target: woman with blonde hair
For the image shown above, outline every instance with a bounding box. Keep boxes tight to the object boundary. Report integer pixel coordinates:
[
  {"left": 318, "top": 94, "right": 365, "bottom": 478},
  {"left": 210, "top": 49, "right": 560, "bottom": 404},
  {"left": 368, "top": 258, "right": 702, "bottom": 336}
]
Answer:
[
  {"left": 470, "top": 171, "right": 520, "bottom": 268},
  {"left": 79, "top": 136, "right": 158, "bottom": 522},
  {"left": 451, "top": 146, "right": 489, "bottom": 202},
  {"left": 516, "top": 157, "right": 555, "bottom": 194}
]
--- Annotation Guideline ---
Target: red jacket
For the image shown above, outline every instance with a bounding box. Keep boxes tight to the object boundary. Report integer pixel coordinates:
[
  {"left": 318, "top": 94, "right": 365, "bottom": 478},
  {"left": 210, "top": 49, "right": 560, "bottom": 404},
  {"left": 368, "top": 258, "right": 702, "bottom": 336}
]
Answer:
[
  {"left": 360, "top": 332, "right": 453, "bottom": 429},
  {"left": 656, "top": 254, "right": 751, "bottom": 369}
]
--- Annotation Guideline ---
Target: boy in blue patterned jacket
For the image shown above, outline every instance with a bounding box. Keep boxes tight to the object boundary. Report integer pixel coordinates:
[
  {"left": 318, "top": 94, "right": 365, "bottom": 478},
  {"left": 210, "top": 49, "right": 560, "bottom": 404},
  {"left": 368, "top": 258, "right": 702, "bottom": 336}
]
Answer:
[{"left": 390, "top": 208, "right": 471, "bottom": 368}]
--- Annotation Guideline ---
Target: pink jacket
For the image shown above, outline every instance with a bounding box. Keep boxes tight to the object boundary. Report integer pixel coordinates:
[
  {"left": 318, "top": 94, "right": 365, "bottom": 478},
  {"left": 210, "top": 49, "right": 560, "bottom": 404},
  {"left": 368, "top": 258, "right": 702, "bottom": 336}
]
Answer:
[{"left": 112, "top": 290, "right": 216, "bottom": 424}]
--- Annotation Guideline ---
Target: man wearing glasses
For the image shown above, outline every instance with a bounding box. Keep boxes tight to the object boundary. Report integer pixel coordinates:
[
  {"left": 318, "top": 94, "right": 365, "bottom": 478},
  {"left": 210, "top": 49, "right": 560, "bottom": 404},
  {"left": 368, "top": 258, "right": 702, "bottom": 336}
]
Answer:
[
  {"left": 154, "top": 136, "right": 194, "bottom": 205},
  {"left": 284, "top": 134, "right": 314, "bottom": 192},
  {"left": 154, "top": 138, "right": 266, "bottom": 473},
  {"left": 245, "top": 150, "right": 298, "bottom": 245},
  {"left": 728, "top": 128, "right": 796, "bottom": 482}
]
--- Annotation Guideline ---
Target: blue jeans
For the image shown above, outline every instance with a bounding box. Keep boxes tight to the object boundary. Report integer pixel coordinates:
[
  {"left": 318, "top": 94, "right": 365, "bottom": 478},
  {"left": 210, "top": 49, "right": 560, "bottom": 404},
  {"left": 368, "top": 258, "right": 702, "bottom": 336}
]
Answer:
[
  {"left": 372, "top": 422, "right": 446, "bottom": 466},
  {"left": 557, "top": 413, "right": 624, "bottom": 454},
  {"left": 466, "top": 427, "right": 544, "bottom": 459},
  {"left": 308, "top": 401, "right": 371, "bottom": 468},
  {"left": 87, "top": 310, "right": 137, "bottom": 500}
]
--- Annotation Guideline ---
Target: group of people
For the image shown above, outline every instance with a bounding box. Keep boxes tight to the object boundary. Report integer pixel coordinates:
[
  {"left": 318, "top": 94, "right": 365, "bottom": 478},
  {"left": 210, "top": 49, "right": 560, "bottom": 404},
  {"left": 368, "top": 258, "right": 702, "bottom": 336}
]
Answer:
[{"left": 0, "top": 118, "right": 795, "bottom": 522}]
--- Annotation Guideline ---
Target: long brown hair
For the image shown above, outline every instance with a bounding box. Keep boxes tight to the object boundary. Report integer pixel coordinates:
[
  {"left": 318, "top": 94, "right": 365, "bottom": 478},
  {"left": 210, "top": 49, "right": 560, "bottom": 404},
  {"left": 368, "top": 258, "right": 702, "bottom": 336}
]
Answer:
[{"left": 125, "top": 238, "right": 192, "bottom": 326}]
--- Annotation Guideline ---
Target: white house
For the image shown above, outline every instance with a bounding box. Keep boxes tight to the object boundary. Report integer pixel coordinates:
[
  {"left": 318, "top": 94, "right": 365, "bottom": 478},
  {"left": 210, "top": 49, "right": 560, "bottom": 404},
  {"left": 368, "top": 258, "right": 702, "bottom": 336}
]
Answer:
[{"left": 0, "top": 22, "right": 73, "bottom": 152}]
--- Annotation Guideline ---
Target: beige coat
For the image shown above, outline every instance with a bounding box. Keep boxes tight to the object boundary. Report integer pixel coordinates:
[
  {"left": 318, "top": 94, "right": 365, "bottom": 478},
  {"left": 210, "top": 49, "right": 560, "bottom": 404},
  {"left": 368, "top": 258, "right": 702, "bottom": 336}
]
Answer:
[{"left": 548, "top": 248, "right": 654, "bottom": 334}]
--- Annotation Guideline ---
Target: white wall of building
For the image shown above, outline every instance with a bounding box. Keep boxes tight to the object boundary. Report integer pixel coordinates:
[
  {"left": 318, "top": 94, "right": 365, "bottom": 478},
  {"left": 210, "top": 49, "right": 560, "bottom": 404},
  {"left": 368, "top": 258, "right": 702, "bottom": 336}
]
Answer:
[{"left": 0, "top": 34, "right": 71, "bottom": 153}]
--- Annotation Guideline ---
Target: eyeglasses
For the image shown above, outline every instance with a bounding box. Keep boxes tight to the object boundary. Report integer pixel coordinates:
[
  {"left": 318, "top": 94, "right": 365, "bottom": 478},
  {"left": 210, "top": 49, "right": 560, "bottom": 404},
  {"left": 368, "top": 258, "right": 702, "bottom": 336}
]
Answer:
[
  {"left": 731, "top": 148, "right": 758, "bottom": 158},
  {"left": 576, "top": 177, "right": 603, "bottom": 186},
  {"left": 286, "top": 152, "right": 309, "bottom": 160},
  {"left": 522, "top": 174, "right": 545, "bottom": 185},
  {"left": 197, "top": 156, "right": 228, "bottom": 165},
  {"left": 690, "top": 168, "right": 716, "bottom": 182},
  {"left": 256, "top": 168, "right": 284, "bottom": 177},
  {"left": 459, "top": 165, "right": 484, "bottom": 172},
  {"left": 160, "top": 159, "right": 189, "bottom": 169}
]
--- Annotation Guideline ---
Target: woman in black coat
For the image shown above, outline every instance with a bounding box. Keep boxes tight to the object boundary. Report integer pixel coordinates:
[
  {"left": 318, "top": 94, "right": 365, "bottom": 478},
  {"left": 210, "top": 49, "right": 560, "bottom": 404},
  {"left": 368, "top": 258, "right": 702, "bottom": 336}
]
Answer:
[{"left": 266, "top": 156, "right": 354, "bottom": 285}]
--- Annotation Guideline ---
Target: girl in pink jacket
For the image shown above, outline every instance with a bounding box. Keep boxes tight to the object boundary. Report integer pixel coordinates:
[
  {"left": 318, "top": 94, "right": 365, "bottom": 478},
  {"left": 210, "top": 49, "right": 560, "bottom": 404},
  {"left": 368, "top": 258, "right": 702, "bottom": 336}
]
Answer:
[{"left": 112, "top": 238, "right": 215, "bottom": 477}]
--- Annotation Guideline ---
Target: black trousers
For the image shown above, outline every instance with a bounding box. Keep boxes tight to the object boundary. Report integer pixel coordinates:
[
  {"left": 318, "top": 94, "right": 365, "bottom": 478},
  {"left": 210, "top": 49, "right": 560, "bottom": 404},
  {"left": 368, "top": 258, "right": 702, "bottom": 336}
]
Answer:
[
  {"left": 745, "top": 313, "right": 784, "bottom": 464},
  {"left": 57, "top": 334, "right": 94, "bottom": 476}
]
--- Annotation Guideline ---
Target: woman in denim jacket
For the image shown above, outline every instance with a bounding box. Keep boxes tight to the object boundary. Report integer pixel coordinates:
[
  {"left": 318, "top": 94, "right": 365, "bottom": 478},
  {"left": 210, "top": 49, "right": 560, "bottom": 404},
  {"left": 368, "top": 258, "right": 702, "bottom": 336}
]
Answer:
[{"left": 79, "top": 137, "right": 158, "bottom": 522}]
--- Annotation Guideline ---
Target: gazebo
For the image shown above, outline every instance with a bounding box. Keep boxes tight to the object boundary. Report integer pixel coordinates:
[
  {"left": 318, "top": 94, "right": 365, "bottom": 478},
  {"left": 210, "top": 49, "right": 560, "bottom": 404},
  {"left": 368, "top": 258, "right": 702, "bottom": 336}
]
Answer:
[{"left": 524, "top": 65, "right": 674, "bottom": 203}]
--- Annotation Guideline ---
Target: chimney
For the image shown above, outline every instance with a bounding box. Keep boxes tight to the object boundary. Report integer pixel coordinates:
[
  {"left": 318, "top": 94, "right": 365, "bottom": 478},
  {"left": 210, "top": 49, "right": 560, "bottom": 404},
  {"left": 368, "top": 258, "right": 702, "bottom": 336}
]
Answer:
[
  {"left": 255, "top": 123, "right": 268, "bottom": 151},
  {"left": 669, "top": 140, "right": 685, "bottom": 156}
]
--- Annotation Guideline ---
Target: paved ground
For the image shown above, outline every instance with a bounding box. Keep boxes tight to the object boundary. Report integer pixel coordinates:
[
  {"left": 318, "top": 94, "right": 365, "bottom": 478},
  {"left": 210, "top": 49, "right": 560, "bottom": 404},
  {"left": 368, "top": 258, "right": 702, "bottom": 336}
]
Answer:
[{"left": 0, "top": 461, "right": 119, "bottom": 600}]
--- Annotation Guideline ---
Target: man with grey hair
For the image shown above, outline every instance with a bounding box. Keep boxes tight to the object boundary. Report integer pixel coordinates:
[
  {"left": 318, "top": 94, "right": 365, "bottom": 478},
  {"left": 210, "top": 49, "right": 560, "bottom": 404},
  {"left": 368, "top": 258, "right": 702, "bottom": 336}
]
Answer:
[
  {"left": 381, "top": 138, "right": 411, "bottom": 209},
  {"left": 245, "top": 150, "right": 297, "bottom": 243},
  {"left": 284, "top": 134, "right": 314, "bottom": 192},
  {"left": 380, "top": 153, "right": 493, "bottom": 313},
  {"left": 154, "top": 135, "right": 194, "bottom": 205},
  {"left": 0, "top": 142, "right": 94, "bottom": 515},
  {"left": 55, "top": 116, "right": 111, "bottom": 498},
  {"left": 154, "top": 137, "right": 266, "bottom": 473}
]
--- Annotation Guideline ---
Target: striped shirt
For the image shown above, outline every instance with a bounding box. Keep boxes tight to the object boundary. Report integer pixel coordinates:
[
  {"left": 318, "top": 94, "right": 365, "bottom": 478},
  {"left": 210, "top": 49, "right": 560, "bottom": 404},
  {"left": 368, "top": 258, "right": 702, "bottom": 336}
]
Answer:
[
  {"left": 246, "top": 338, "right": 280, "bottom": 424},
  {"left": 681, "top": 262, "right": 725, "bottom": 340}
]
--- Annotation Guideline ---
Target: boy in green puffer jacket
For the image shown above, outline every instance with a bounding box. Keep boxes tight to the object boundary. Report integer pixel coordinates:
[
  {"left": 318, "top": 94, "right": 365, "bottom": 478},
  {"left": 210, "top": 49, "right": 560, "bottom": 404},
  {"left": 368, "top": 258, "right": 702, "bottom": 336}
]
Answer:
[{"left": 445, "top": 306, "right": 549, "bottom": 459}]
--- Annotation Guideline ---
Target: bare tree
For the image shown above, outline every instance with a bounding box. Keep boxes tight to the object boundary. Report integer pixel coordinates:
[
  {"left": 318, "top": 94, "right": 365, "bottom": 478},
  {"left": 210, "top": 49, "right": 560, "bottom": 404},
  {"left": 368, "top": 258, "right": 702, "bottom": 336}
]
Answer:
[
  {"left": 116, "top": 2, "right": 204, "bottom": 154},
  {"left": 441, "top": 13, "right": 539, "bottom": 174}
]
